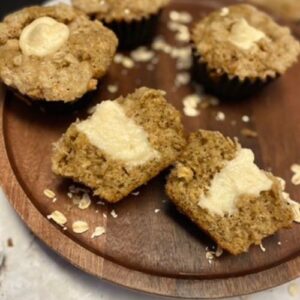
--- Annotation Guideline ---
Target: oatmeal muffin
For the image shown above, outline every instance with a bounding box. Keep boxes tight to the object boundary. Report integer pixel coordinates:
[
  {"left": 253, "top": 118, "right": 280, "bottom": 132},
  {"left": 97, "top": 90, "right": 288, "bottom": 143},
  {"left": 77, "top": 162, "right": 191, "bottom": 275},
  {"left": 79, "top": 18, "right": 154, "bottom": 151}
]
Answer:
[
  {"left": 250, "top": 0, "right": 300, "bottom": 22},
  {"left": 52, "top": 87, "right": 186, "bottom": 203},
  {"left": 166, "top": 130, "right": 294, "bottom": 255},
  {"left": 72, "top": 0, "right": 170, "bottom": 49},
  {"left": 0, "top": 4, "right": 118, "bottom": 102},
  {"left": 191, "top": 4, "right": 300, "bottom": 100}
]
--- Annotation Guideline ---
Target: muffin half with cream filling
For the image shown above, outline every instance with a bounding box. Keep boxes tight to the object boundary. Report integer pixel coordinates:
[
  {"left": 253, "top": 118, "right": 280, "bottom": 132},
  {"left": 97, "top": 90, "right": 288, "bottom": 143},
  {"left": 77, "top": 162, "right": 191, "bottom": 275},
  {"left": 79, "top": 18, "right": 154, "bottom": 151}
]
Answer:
[
  {"left": 166, "top": 130, "right": 294, "bottom": 255},
  {"left": 52, "top": 87, "right": 186, "bottom": 203},
  {"left": 0, "top": 4, "right": 118, "bottom": 102}
]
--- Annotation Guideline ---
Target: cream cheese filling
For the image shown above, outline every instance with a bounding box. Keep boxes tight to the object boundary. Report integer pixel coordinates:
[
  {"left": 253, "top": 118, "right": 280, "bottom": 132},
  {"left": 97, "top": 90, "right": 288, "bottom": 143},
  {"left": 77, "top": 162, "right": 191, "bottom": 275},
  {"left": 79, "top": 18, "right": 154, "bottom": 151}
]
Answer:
[
  {"left": 198, "top": 148, "right": 273, "bottom": 216},
  {"left": 228, "top": 18, "right": 266, "bottom": 50},
  {"left": 76, "top": 101, "right": 161, "bottom": 167},
  {"left": 19, "top": 17, "right": 70, "bottom": 57}
]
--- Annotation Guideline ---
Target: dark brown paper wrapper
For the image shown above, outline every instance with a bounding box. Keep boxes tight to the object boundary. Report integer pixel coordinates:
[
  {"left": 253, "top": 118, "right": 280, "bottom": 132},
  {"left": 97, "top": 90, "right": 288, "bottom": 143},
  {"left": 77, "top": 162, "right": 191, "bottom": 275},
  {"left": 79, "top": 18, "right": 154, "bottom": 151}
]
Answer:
[
  {"left": 192, "top": 49, "right": 277, "bottom": 101},
  {"left": 104, "top": 12, "right": 161, "bottom": 50}
]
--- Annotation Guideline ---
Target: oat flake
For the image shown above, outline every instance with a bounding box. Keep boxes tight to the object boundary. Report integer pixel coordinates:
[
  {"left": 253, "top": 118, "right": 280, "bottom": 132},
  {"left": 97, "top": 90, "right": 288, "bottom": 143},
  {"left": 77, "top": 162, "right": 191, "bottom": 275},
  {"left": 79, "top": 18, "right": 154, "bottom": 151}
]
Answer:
[
  {"left": 43, "top": 189, "right": 56, "bottom": 199},
  {"left": 72, "top": 221, "right": 89, "bottom": 234},
  {"left": 78, "top": 193, "right": 91, "bottom": 210},
  {"left": 291, "top": 164, "right": 300, "bottom": 185},
  {"left": 47, "top": 211, "right": 67, "bottom": 226},
  {"left": 91, "top": 226, "right": 106, "bottom": 239}
]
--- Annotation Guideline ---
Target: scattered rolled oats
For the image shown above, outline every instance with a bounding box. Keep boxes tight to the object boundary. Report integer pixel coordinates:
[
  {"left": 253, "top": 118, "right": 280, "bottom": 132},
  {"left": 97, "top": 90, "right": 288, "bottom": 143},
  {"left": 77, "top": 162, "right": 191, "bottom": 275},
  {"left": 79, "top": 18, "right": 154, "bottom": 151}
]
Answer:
[
  {"left": 291, "top": 164, "right": 300, "bottom": 185},
  {"left": 78, "top": 193, "right": 91, "bottom": 210},
  {"left": 241, "top": 128, "right": 258, "bottom": 138},
  {"left": 205, "top": 246, "right": 223, "bottom": 264},
  {"left": 168, "top": 22, "right": 190, "bottom": 43},
  {"left": 131, "top": 47, "right": 155, "bottom": 62},
  {"left": 43, "top": 188, "right": 56, "bottom": 199},
  {"left": 111, "top": 210, "right": 118, "bottom": 218},
  {"left": 242, "top": 115, "right": 250, "bottom": 123},
  {"left": 122, "top": 57, "right": 135, "bottom": 69},
  {"left": 183, "top": 94, "right": 202, "bottom": 108},
  {"left": 72, "top": 221, "right": 89, "bottom": 234},
  {"left": 107, "top": 84, "right": 119, "bottom": 93},
  {"left": 91, "top": 226, "right": 106, "bottom": 239},
  {"left": 47, "top": 211, "right": 67, "bottom": 227},
  {"left": 259, "top": 243, "right": 266, "bottom": 252},
  {"left": 216, "top": 111, "right": 226, "bottom": 121},
  {"left": 113, "top": 53, "right": 124, "bottom": 64},
  {"left": 169, "top": 11, "right": 193, "bottom": 23},
  {"left": 175, "top": 72, "right": 190, "bottom": 87},
  {"left": 183, "top": 106, "right": 200, "bottom": 117}
]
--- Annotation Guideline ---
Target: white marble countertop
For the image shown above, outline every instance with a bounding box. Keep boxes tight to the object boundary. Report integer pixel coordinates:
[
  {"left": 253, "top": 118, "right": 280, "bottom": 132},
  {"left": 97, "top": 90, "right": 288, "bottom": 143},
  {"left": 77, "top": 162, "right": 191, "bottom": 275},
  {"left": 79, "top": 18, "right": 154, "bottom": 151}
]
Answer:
[{"left": 0, "top": 188, "right": 299, "bottom": 300}]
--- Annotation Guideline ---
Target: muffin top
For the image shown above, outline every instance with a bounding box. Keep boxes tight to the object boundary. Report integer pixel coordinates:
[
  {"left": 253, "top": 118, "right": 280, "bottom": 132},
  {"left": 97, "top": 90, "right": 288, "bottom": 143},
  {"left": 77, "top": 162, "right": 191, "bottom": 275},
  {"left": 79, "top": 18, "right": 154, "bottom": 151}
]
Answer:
[
  {"left": 250, "top": 0, "right": 300, "bottom": 22},
  {"left": 191, "top": 4, "right": 300, "bottom": 80},
  {"left": 72, "top": 0, "right": 170, "bottom": 22},
  {"left": 0, "top": 4, "right": 118, "bottom": 102}
]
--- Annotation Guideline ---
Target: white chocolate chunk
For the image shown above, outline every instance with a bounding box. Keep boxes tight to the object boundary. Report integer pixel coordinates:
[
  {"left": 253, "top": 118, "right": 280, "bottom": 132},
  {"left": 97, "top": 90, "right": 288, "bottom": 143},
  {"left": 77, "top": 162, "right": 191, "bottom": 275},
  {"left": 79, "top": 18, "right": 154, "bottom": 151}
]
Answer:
[
  {"left": 20, "top": 17, "right": 70, "bottom": 57},
  {"left": 76, "top": 101, "right": 160, "bottom": 167},
  {"left": 228, "top": 18, "right": 266, "bottom": 50},
  {"left": 198, "top": 148, "right": 273, "bottom": 216}
]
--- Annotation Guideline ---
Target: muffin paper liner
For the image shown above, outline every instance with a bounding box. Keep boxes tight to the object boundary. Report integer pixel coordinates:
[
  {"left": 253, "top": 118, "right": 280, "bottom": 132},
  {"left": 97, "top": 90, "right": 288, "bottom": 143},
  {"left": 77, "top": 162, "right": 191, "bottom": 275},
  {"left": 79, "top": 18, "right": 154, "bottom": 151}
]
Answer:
[
  {"left": 104, "top": 12, "right": 161, "bottom": 50},
  {"left": 192, "top": 48, "right": 277, "bottom": 101}
]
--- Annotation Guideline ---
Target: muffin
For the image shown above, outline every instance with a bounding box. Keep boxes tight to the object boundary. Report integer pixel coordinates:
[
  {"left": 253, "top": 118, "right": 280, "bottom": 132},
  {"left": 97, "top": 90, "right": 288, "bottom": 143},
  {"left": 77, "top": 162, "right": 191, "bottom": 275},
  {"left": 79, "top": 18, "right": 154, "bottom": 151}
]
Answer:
[
  {"left": 250, "top": 0, "right": 300, "bottom": 22},
  {"left": 72, "top": 0, "right": 170, "bottom": 49},
  {"left": 52, "top": 87, "right": 186, "bottom": 203},
  {"left": 0, "top": 4, "right": 118, "bottom": 103},
  {"left": 191, "top": 4, "right": 300, "bottom": 100},
  {"left": 166, "top": 130, "right": 294, "bottom": 255}
]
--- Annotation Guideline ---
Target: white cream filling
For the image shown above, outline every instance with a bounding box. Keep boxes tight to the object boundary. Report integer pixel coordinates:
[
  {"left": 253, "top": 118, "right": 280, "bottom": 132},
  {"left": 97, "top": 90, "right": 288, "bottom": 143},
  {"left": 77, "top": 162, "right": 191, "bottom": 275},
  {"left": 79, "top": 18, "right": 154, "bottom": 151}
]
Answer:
[
  {"left": 76, "top": 101, "right": 160, "bottom": 167},
  {"left": 198, "top": 148, "right": 273, "bottom": 216},
  {"left": 19, "top": 17, "right": 70, "bottom": 57},
  {"left": 228, "top": 18, "right": 266, "bottom": 50}
]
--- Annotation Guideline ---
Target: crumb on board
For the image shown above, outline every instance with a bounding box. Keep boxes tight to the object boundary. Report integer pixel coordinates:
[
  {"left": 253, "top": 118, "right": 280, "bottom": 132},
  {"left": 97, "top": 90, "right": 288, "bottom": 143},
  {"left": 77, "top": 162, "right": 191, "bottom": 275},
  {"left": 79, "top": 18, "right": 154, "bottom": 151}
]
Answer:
[
  {"left": 241, "top": 128, "right": 258, "bottom": 138},
  {"left": 110, "top": 210, "right": 118, "bottom": 218},
  {"left": 91, "top": 226, "right": 106, "bottom": 239},
  {"left": 107, "top": 84, "right": 119, "bottom": 94},
  {"left": 43, "top": 188, "right": 56, "bottom": 199},
  {"left": 205, "top": 246, "right": 223, "bottom": 264},
  {"left": 291, "top": 164, "right": 300, "bottom": 185},
  {"left": 259, "top": 243, "right": 266, "bottom": 252},
  {"left": 216, "top": 111, "right": 226, "bottom": 121}
]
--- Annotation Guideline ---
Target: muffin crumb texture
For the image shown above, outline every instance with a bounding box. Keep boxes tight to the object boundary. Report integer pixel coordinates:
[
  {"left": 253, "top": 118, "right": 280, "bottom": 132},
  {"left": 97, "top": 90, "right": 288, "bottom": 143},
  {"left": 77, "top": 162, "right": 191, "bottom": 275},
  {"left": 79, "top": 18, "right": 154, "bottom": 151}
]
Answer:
[
  {"left": 0, "top": 4, "right": 118, "bottom": 102},
  {"left": 166, "top": 130, "right": 294, "bottom": 255},
  {"left": 52, "top": 87, "right": 186, "bottom": 203}
]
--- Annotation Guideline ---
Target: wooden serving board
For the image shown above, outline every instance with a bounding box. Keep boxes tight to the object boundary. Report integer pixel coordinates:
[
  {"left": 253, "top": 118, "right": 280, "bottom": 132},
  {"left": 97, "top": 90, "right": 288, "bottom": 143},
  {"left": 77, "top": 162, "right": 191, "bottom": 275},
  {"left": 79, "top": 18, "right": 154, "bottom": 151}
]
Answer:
[{"left": 1, "top": 0, "right": 300, "bottom": 298}]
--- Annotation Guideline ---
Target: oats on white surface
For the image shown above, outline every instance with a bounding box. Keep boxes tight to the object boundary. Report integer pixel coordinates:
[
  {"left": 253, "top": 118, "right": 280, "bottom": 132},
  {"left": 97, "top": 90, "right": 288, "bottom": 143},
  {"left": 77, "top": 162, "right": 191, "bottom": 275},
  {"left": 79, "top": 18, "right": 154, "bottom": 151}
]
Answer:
[
  {"left": 216, "top": 111, "right": 226, "bottom": 121},
  {"left": 78, "top": 193, "right": 91, "bottom": 210},
  {"left": 288, "top": 282, "right": 300, "bottom": 297},
  {"left": 91, "top": 226, "right": 106, "bottom": 239},
  {"left": 72, "top": 221, "right": 89, "bottom": 234},
  {"left": 110, "top": 210, "right": 118, "bottom": 218},
  {"left": 259, "top": 243, "right": 266, "bottom": 252},
  {"left": 107, "top": 84, "right": 119, "bottom": 93},
  {"left": 131, "top": 47, "right": 155, "bottom": 62},
  {"left": 43, "top": 189, "right": 56, "bottom": 199},
  {"left": 291, "top": 164, "right": 300, "bottom": 185},
  {"left": 47, "top": 211, "right": 67, "bottom": 226},
  {"left": 169, "top": 11, "right": 192, "bottom": 23},
  {"left": 220, "top": 7, "right": 229, "bottom": 16},
  {"left": 242, "top": 115, "right": 250, "bottom": 123}
]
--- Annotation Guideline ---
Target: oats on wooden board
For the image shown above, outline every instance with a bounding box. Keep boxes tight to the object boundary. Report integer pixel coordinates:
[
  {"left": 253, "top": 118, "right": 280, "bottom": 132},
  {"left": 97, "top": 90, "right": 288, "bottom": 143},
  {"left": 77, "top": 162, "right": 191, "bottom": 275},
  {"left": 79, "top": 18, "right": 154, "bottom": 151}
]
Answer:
[
  {"left": 241, "top": 128, "right": 258, "bottom": 138},
  {"left": 91, "top": 226, "right": 106, "bottom": 239},
  {"left": 291, "top": 164, "right": 300, "bottom": 185},
  {"left": 107, "top": 84, "right": 119, "bottom": 93},
  {"left": 259, "top": 243, "right": 266, "bottom": 252},
  {"left": 216, "top": 111, "right": 226, "bottom": 121},
  {"left": 78, "top": 193, "right": 91, "bottom": 210},
  {"left": 131, "top": 47, "right": 155, "bottom": 62},
  {"left": 47, "top": 211, "right": 67, "bottom": 226},
  {"left": 111, "top": 210, "right": 118, "bottom": 218},
  {"left": 43, "top": 189, "right": 56, "bottom": 199},
  {"left": 72, "top": 221, "right": 89, "bottom": 234}
]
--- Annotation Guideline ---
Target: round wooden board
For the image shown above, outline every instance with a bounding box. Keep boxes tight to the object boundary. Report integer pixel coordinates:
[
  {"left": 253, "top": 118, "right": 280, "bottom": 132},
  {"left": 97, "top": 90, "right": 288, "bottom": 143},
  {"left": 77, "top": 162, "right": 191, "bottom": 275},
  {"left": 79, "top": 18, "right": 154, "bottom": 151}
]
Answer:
[{"left": 1, "top": 0, "right": 300, "bottom": 298}]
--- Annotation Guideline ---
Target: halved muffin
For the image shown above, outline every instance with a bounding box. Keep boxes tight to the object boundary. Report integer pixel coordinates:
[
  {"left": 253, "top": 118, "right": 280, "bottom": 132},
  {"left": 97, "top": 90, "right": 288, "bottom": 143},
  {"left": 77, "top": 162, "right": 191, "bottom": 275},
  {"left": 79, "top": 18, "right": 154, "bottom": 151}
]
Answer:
[
  {"left": 0, "top": 4, "right": 118, "bottom": 102},
  {"left": 166, "top": 130, "right": 294, "bottom": 255},
  {"left": 52, "top": 87, "right": 186, "bottom": 202}
]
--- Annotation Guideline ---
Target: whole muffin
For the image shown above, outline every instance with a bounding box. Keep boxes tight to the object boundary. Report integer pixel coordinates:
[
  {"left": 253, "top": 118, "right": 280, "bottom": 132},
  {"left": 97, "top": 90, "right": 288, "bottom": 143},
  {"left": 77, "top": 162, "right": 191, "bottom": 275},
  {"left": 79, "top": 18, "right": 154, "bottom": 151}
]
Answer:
[
  {"left": 0, "top": 4, "right": 118, "bottom": 103},
  {"left": 191, "top": 4, "right": 300, "bottom": 100},
  {"left": 72, "top": 0, "right": 170, "bottom": 49}
]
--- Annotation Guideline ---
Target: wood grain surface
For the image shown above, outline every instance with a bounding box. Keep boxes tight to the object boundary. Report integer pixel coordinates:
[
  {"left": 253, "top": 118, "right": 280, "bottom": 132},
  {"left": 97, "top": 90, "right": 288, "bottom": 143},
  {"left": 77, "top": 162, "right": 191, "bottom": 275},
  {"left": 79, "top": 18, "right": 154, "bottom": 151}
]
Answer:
[{"left": 1, "top": 0, "right": 300, "bottom": 298}]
